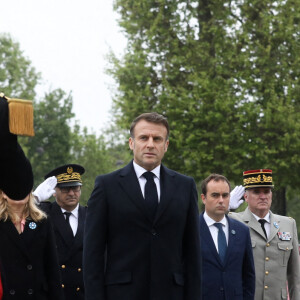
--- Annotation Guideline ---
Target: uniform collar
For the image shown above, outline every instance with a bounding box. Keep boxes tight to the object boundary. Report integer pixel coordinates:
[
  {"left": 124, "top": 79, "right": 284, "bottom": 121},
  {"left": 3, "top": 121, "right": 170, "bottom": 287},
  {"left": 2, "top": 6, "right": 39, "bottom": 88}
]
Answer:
[{"left": 61, "top": 203, "right": 79, "bottom": 219}]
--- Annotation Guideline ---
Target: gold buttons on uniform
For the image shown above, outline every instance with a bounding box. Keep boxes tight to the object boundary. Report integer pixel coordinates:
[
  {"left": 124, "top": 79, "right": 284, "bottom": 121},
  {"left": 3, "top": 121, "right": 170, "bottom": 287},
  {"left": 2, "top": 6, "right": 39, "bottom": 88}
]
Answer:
[
  {"left": 265, "top": 257, "right": 269, "bottom": 261},
  {"left": 286, "top": 247, "right": 289, "bottom": 250},
  {"left": 265, "top": 271, "right": 269, "bottom": 275},
  {"left": 62, "top": 284, "right": 65, "bottom": 288},
  {"left": 62, "top": 265, "right": 66, "bottom": 269},
  {"left": 76, "top": 287, "right": 80, "bottom": 291},
  {"left": 78, "top": 268, "right": 82, "bottom": 272},
  {"left": 264, "top": 285, "right": 268, "bottom": 289},
  {"left": 266, "top": 243, "right": 270, "bottom": 247}
]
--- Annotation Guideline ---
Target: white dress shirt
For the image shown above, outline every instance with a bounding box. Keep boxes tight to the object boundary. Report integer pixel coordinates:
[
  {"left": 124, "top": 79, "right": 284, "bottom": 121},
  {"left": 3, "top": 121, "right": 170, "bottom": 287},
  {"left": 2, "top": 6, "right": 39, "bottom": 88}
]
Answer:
[
  {"left": 251, "top": 211, "right": 271, "bottom": 238},
  {"left": 203, "top": 212, "right": 229, "bottom": 253},
  {"left": 61, "top": 203, "right": 79, "bottom": 236},
  {"left": 132, "top": 161, "right": 161, "bottom": 202}
]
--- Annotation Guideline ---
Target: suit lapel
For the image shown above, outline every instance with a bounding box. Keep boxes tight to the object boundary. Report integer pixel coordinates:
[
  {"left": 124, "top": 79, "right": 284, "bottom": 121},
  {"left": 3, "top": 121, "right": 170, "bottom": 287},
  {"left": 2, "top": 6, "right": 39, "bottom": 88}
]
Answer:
[
  {"left": 226, "top": 215, "right": 240, "bottom": 263},
  {"left": 269, "top": 211, "right": 280, "bottom": 241},
  {"left": 51, "top": 202, "right": 74, "bottom": 247},
  {"left": 65, "top": 205, "right": 85, "bottom": 259},
  {"left": 118, "top": 162, "right": 153, "bottom": 223},
  {"left": 154, "top": 165, "right": 175, "bottom": 223},
  {"left": 0, "top": 220, "right": 32, "bottom": 261},
  {"left": 199, "top": 213, "right": 223, "bottom": 265},
  {"left": 242, "top": 207, "right": 267, "bottom": 239}
]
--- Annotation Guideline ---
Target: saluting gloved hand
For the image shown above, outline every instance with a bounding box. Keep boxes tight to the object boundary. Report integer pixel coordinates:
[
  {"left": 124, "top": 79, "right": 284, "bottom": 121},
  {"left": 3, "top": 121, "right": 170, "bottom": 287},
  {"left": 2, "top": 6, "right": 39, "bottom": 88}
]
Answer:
[
  {"left": 33, "top": 176, "right": 57, "bottom": 202},
  {"left": 229, "top": 185, "right": 245, "bottom": 210}
]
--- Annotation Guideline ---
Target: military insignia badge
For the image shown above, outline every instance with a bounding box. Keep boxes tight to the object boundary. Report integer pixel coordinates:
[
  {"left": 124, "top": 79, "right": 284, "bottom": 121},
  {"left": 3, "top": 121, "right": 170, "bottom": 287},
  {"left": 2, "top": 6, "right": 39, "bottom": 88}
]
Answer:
[
  {"left": 231, "top": 230, "right": 236, "bottom": 235},
  {"left": 29, "top": 222, "right": 37, "bottom": 230},
  {"left": 273, "top": 222, "right": 279, "bottom": 229},
  {"left": 278, "top": 232, "right": 291, "bottom": 241}
]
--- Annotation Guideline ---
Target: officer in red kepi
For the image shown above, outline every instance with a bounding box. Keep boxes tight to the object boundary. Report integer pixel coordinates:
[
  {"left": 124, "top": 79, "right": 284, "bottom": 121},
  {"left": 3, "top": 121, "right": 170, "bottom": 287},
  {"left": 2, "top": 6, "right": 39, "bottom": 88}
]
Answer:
[{"left": 229, "top": 169, "right": 300, "bottom": 300}]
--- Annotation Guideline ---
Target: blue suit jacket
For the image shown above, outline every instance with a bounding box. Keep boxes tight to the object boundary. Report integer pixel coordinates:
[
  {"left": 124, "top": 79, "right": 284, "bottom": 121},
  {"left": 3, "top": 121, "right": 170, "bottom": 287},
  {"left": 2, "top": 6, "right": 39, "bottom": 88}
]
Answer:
[{"left": 199, "top": 213, "right": 255, "bottom": 300}]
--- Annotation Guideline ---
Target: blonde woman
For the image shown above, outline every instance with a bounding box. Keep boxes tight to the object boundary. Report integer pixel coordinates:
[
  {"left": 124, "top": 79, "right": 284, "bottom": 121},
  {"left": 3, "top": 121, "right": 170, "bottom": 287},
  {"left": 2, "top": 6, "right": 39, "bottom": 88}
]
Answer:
[{"left": 0, "top": 190, "right": 64, "bottom": 300}]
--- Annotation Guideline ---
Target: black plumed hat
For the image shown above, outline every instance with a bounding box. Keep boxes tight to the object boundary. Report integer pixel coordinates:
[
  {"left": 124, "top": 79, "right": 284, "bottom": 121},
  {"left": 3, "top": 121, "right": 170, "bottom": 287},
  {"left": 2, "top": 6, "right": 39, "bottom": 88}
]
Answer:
[{"left": 0, "top": 95, "right": 34, "bottom": 200}]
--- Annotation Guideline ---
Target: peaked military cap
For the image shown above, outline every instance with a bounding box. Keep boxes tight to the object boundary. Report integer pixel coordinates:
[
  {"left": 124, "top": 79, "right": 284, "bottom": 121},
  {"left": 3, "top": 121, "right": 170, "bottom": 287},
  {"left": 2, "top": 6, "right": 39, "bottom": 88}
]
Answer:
[
  {"left": 45, "top": 164, "right": 85, "bottom": 187},
  {"left": 243, "top": 169, "right": 274, "bottom": 189}
]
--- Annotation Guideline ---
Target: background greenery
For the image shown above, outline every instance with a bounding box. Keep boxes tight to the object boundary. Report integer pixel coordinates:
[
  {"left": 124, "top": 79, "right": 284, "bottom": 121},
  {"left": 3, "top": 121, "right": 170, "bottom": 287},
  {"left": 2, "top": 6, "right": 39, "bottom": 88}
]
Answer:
[{"left": 1, "top": 0, "right": 300, "bottom": 235}]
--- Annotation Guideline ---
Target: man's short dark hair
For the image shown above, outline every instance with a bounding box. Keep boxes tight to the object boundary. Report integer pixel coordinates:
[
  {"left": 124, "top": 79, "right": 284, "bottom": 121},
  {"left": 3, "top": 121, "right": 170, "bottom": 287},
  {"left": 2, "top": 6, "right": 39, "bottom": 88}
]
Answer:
[
  {"left": 130, "top": 112, "right": 169, "bottom": 139},
  {"left": 201, "top": 174, "right": 231, "bottom": 195}
]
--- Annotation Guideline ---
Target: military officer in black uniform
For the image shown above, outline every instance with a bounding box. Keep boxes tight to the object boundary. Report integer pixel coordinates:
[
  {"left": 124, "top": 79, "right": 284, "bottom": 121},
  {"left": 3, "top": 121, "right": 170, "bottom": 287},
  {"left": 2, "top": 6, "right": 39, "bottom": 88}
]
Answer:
[{"left": 34, "top": 164, "right": 86, "bottom": 300}]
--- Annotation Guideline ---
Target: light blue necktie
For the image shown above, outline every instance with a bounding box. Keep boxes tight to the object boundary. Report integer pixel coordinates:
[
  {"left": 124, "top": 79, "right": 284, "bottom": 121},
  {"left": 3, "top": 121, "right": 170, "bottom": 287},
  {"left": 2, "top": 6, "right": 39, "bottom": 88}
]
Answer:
[{"left": 214, "top": 223, "right": 227, "bottom": 263}]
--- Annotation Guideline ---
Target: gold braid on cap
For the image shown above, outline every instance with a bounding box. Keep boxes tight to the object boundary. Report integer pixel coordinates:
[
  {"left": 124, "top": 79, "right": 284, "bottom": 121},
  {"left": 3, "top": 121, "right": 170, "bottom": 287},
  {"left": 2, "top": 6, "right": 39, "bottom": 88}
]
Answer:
[
  {"left": 56, "top": 172, "right": 82, "bottom": 183},
  {"left": 244, "top": 174, "right": 273, "bottom": 186}
]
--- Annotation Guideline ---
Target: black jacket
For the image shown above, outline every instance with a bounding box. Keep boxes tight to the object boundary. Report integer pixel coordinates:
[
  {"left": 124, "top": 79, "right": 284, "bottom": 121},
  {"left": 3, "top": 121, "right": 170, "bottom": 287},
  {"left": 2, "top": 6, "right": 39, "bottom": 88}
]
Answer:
[
  {"left": 83, "top": 161, "right": 202, "bottom": 300},
  {"left": 0, "top": 217, "right": 64, "bottom": 300},
  {"left": 40, "top": 201, "right": 86, "bottom": 300}
]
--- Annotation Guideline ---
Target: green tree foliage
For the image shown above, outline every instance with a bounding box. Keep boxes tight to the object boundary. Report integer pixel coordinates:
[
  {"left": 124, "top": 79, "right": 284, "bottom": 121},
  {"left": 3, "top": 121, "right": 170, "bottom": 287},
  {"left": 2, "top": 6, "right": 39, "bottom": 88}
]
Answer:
[
  {"left": 0, "top": 33, "right": 131, "bottom": 206},
  {"left": 0, "top": 33, "right": 40, "bottom": 99},
  {"left": 22, "top": 89, "right": 74, "bottom": 184},
  {"left": 70, "top": 123, "right": 126, "bottom": 205},
  {"left": 110, "top": 0, "right": 300, "bottom": 217}
]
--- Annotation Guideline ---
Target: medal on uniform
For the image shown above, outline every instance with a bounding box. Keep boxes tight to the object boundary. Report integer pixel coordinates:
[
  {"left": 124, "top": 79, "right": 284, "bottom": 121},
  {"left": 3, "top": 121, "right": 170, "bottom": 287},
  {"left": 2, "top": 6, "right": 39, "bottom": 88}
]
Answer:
[
  {"left": 29, "top": 222, "right": 37, "bottom": 230},
  {"left": 278, "top": 232, "right": 291, "bottom": 241}
]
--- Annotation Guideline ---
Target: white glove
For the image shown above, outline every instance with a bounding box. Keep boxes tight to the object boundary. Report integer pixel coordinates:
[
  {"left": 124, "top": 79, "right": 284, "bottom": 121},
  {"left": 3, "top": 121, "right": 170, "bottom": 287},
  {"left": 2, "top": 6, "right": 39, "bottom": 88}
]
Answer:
[
  {"left": 229, "top": 185, "right": 245, "bottom": 210},
  {"left": 33, "top": 176, "right": 57, "bottom": 202}
]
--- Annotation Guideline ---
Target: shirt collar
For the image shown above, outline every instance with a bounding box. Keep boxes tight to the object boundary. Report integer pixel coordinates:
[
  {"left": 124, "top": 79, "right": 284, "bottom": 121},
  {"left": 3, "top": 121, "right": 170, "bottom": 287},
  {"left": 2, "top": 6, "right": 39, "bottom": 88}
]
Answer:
[
  {"left": 61, "top": 203, "right": 79, "bottom": 219},
  {"left": 252, "top": 211, "right": 270, "bottom": 223},
  {"left": 204, "top": 211, "right": 228, "bottom": 227},
  {"left": 133, "top": 161, "right": 161, "bottom": 179}
]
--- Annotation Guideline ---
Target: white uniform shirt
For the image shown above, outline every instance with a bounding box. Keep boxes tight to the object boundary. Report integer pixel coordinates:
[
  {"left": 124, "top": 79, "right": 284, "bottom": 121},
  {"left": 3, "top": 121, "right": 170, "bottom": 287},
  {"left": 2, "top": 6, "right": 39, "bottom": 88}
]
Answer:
[{"left": 61, "top": 203, "right": 79, "bottom": 236}]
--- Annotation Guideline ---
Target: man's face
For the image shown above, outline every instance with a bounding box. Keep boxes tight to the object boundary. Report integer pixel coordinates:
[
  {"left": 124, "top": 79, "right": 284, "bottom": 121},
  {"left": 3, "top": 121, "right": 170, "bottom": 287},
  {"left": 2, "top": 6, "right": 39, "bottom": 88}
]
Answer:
[
  {"left": 129, "top": 120, "right": 169, "bottom": 171},
  {"left": 201, "top": 179, "right": 230, "bottom": 222},
  {"left": 245, "top": 187, "right": 272, "bottom": 218},
  {"left": 54, "top": 185, "right": 81, "bottom": 211}
]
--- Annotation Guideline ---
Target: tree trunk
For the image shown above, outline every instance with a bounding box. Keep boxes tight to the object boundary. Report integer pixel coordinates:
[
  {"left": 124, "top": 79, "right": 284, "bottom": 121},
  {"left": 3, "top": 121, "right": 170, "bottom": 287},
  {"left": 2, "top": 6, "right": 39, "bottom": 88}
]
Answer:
[{"left": 271, "top": 187, "right": 286, "bottom": 216}]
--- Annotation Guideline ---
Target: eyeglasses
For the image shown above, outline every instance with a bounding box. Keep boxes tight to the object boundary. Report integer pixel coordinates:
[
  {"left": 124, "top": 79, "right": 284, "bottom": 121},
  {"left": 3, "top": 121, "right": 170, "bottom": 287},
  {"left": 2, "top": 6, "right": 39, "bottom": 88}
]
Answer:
[{"left": 59, "top": 186, "right": 81, "bottom": 193}]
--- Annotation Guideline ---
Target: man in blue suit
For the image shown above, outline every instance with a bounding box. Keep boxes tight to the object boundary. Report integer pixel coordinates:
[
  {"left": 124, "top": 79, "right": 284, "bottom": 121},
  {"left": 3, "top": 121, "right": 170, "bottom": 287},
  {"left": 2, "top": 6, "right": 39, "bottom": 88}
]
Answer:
[
  {"left": 83, "top": 112, "right": 202, "bottom": 300},
  {"left": 200, "top": 174, "right": 255, "bottom": 300}
]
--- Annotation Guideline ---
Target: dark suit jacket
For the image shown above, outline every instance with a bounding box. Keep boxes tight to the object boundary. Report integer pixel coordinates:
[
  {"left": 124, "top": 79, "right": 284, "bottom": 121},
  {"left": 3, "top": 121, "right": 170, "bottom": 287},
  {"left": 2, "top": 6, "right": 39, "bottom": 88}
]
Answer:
[
  {"left": 40, "top": 201, "right": 86, "bottom": 300},
  {"left": 0, "top": 218, "right": 64, "bottom": 300},
  {"left": 83, "top": 161, "right": 202, "bottom": 300},
  {"left": 199, "top": 213, "right": 255, "bottom": 300}
]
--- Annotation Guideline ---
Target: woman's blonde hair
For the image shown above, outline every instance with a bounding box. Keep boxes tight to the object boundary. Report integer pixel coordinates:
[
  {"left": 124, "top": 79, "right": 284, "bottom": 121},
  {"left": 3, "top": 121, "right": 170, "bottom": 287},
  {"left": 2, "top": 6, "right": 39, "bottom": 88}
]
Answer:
[{"left": 0, "top": 190, "right": 46, "bottom": 222}]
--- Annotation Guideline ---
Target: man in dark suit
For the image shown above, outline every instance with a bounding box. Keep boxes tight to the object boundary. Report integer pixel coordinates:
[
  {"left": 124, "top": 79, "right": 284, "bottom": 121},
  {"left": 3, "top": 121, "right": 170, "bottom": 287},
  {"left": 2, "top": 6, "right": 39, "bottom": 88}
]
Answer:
[
  {"left": 83, "top": 112, "right": 202, "bottom": 300},
  {"left": 199, "top": 174, "right": 255, "bottom": 300},
  {"left": 34, "top": 164, "right": 86, "bottom": 300}
]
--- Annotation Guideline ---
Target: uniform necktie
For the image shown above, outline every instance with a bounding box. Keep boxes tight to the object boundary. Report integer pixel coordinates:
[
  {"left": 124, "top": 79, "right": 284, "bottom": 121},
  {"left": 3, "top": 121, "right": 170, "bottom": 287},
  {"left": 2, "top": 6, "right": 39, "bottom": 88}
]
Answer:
[
  {"left": 143, "top": 172, "right": 158, "bottom": 219},
  {"left": 64, "top": 211, "right": 73, "bottom": 235},
  {"left": 214, "top": 223, "right": 227, "bottom": 263},
  {"left": 258, "top": 219, "right": 267, "bottom": 238}
]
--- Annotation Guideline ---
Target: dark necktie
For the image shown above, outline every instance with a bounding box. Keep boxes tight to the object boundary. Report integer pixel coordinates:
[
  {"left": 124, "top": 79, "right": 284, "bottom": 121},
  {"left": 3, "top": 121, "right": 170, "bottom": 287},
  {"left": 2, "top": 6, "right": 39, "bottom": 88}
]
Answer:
[
  {"left": 214, "top": 223, "right": 227, "bottom": 263},
  {"left": 143, "top": 172, "right": 158, "bottom": 219},
  {"left": 64, "top": 211, "right": 73, "bottom": 236},
  {"left": 258, "top": 219, "right": 267, "bottom": 239}
]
